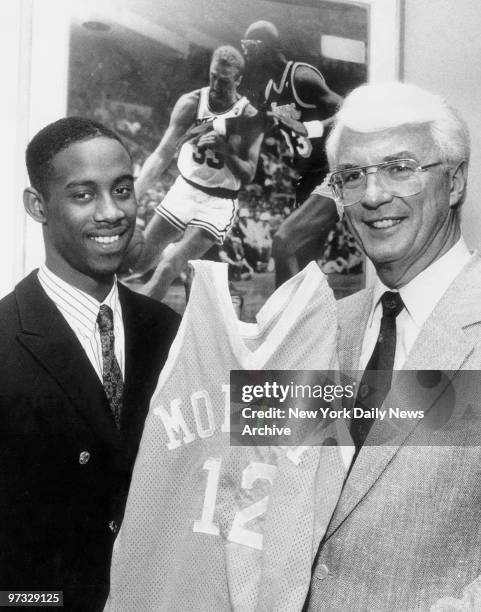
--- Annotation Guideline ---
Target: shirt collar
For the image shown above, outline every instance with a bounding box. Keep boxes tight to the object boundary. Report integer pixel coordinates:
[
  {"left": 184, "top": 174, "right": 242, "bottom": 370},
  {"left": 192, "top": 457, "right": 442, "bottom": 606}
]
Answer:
[
  {"left": 369, "top": 238, "right": 472, "bottom": 328},
  {"left": 38, "top": 264, "right": 119, "bottom": 335}
]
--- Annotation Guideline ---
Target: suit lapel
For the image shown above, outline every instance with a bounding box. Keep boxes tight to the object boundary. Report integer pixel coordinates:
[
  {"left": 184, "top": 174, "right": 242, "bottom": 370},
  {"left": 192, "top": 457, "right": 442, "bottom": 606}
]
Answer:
[
  {"left": 297, "top": 290, "right": 371, "bottom": 547},
  {"left": 325, "top": 254, "right": 481, "bottom": 540},
  {"left": 119, "top": 284, "right": 153, "bottom": 405},
  {"left": 338, "top": 287, "right": 373, "bottom": 371},
  {"left": 15, "top": 272, "right": 122, "bottom": 449}
]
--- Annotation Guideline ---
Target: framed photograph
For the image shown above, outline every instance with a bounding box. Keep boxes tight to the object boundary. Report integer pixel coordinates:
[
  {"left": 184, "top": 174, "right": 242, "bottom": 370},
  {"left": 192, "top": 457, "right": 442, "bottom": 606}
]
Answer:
[{"left": 13, "top": 0, "right": 402, "bottom": 318}]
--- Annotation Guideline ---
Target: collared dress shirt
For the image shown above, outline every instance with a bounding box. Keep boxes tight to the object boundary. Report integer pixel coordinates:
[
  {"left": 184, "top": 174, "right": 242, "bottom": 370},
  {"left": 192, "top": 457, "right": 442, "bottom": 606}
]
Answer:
[
  {"left": 359, "top": 238, "right": 472, "bottom": 371},
  {"left": 38, "top": 265, "right": 125, "bottom": 381}
]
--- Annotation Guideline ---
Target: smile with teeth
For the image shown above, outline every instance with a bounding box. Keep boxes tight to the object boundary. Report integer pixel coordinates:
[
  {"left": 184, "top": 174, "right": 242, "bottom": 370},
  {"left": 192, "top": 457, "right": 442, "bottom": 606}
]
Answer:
[
  {"left": 90, "top": 234, "right": 121, "bottom": 244},
  {"left": 367, "top": 218, "right": 402, "bottom": 229}
]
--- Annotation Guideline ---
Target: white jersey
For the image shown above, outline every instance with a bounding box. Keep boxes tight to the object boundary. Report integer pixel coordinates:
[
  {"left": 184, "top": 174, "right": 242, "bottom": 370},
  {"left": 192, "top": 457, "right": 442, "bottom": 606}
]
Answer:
[
  {"left": 107, "top": 261, "right": 342, "bottom": 612},
  {"left": 177, "top": 87, "right": 249, "bottom": 192}
]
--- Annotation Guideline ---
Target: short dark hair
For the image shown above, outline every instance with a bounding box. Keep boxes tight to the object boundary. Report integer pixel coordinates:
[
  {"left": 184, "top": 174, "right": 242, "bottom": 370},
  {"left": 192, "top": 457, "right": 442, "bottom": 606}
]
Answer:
[{"left": 26, "top": 116, "right": 130, "bottom": 196}]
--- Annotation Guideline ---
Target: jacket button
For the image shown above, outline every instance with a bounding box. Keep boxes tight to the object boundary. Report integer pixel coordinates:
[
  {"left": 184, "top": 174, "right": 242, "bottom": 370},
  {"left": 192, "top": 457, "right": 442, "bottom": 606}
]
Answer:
[
  {"left": 359, "top": 383, "right": 369, "bottom": 399},
  {"left": 109, "top": 520, "right": 118, "bottom": 534},
  {"left": 317, "top": 564, "right": 329, "bottom": 580},
  {"left": 79, "top": 451, "right": 90, "bottom": 465}
]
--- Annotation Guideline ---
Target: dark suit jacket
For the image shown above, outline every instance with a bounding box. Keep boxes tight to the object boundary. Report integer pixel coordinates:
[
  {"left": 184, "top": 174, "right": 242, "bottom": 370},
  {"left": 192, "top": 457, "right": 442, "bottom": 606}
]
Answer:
[{"left": 0, "top": 271, "right": 180, "bottom": 611}]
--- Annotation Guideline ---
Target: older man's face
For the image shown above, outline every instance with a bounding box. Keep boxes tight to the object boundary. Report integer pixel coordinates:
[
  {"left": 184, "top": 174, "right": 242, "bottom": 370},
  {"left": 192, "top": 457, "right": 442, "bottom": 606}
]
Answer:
[{"left": 336, "top": 125, "right": 459, "bottom": 286}]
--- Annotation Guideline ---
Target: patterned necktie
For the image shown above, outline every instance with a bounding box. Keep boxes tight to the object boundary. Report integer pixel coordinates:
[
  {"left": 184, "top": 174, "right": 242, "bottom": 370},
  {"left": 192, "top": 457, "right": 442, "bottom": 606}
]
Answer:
[
  {"left": 351, "top": 291, "right": 404, "bottom": 452},
  {"left": 97, "top": 305, "right": 123, "bottom": 429}
]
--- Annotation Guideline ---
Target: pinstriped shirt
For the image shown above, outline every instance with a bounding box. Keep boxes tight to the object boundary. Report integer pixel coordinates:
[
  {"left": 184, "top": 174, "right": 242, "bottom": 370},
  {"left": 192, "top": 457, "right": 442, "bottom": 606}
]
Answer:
[{"left": 37, "top": 265, "right": 125, "bottom": 381}]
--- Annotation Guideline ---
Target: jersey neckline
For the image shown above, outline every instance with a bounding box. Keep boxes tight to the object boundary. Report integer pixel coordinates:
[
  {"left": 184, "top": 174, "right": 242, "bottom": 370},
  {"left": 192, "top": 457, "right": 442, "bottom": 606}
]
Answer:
[
  {"left": 188, "top": 259, "right": 326, "bottom": 369},
  {"left": 203, "top": 86, "right": 246, "bottom": 117}
]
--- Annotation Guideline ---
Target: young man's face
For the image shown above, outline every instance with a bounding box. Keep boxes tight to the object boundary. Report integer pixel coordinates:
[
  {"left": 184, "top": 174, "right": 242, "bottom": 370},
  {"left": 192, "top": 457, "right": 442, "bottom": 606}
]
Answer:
[{"left": 40, "top": 136, "right": 136, "bottom": 293}]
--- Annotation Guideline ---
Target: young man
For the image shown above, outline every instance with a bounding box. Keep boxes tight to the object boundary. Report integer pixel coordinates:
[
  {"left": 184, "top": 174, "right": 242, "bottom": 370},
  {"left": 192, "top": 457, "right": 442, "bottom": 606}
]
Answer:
[
  {"left": 242, "top": 20, "right": 342, "bottom": 285},
  {"left": 130, "top": 45, "right": 264, "bottom": 299},
  {"left": 0, "top": 117, "right": 180, "bottom": 611}
]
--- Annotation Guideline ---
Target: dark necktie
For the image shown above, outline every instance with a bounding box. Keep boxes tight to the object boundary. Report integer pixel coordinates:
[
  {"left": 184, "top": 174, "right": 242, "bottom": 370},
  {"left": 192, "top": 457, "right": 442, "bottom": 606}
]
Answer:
[
  {"left": 97, "top": 305, "right": 123, "bottom": 429},
  {"left": 350, "top": 291, "right": 404, "bottom": 452}
]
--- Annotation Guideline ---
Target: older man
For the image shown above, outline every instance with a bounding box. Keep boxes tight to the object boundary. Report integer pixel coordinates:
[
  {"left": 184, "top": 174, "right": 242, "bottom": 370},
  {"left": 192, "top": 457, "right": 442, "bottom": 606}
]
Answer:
[{"left": 305, "top": 83, "right": 481, "bottom": 611}]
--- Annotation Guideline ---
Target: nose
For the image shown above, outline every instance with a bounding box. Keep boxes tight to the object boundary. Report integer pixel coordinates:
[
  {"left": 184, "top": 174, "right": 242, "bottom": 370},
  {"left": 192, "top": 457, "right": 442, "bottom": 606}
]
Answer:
[
  {"left": 360, "top": 169, "right": 393, "bottom": 208},
  {"left": 93, "top": 192, "right": 125, "bottom": 223}
]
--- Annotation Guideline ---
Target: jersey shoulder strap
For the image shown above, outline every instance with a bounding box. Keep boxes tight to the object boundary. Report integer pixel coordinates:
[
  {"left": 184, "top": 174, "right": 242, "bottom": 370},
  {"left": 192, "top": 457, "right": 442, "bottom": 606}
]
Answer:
[
  {"left": 264, "top": 60, "right": 294, "bottom": 101},
  {"left": 152, "top": 260, "right": 231, "bottom": 393},
  {"left": 290, "top": 62, "right": 326, "bottom": 110},
  {"left": 197, "top": 86, "right": 211, "bottom": 119},
  {"left": 233, "top": 95, "right": 250, "bottom": 115}
]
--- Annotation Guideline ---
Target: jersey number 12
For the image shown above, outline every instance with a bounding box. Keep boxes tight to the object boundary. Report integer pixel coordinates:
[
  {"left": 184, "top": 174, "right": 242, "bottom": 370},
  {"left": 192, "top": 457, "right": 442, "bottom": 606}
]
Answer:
[{"left": 193, "top": 458, "right": 276, "bottom": 551}]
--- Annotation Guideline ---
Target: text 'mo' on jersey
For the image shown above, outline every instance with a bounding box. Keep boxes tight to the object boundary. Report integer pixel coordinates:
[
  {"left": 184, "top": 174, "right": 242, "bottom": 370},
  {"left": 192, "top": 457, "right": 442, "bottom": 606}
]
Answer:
[
  {"left": 106, "top": 261, "right": 344, "bottom": 612},
  {"left": 177, "top": 86, "right": 250, "bottom": 192},
  {"left": 265, "top": 61, "right": 329, "bottom": 177}
]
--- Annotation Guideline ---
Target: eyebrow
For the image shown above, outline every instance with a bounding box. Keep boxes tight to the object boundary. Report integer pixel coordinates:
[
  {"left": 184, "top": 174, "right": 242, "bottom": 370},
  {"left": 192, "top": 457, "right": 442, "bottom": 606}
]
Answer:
[
  {"left": 384, "top": 151, "right": 418, "bottom": 161},
  {"left": 114, "top": 173, "right": 135, "bottom": 184},
  {"left": 64, "top": 174, "right": 134, "bottom": 190},
  {"left": 336, "top": 151, "right": 419, "bottom": 170}
]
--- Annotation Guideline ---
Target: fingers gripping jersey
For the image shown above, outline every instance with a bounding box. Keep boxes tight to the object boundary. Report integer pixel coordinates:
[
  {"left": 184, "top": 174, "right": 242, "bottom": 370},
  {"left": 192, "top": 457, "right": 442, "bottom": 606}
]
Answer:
[
  {"left": 177, "top": 87, "right": 249, "bottom": 191},
  {"left": 107, "top": 261, "right": 342, "bottom": 612}
]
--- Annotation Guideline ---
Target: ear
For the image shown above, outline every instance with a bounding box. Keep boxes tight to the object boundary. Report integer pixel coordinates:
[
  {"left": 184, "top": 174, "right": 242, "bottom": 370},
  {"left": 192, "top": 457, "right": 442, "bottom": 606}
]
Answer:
[
  {"left": 23, "top": 187, "right": 47, "bottom": 223},
  {"left": 236, "top": 74, "right": 243, "bottom": 87},
  {"left": 449, "top": 160, "right": 468, "bottom": 208}
]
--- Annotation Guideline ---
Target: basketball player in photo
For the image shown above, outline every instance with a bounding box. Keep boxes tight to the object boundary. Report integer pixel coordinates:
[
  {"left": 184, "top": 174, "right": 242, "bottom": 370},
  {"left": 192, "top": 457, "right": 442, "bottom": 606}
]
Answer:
[
  {"left": 125, "top": 45, "right": 264, "bottom": 299},
  {"left": 242, "top": 20, "right": 343, "bottom": 286}
]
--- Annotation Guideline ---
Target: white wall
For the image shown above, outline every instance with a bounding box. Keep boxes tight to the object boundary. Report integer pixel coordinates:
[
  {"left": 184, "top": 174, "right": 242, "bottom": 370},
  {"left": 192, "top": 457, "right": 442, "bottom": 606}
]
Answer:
[
  {"left": 24, "top": 0, "right": 70, "bottom": 274},
  {"left": 403, "top": 0, "right": 481, "bottom": 250},
  {"left": 0, "top": 0, "right": 69, "bottom": 299},
  {"left": 0, "top": 1, "right": 29, "bottom": 298}
]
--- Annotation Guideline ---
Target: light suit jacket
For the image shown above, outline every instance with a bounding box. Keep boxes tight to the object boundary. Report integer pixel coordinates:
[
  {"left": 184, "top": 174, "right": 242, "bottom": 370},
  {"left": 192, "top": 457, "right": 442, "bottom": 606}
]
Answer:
[{"left": 307, "top": 253, "right": 481, "bottom": 612}]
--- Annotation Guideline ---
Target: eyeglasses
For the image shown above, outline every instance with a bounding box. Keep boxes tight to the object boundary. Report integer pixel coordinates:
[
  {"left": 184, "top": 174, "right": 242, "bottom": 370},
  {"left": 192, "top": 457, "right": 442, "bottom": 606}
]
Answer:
[
  {"left": 328, "top": 158, "right": 444, "bottom": 206},
  {"left": 240, "top": 39, "right": 264, "bottom": 54}
]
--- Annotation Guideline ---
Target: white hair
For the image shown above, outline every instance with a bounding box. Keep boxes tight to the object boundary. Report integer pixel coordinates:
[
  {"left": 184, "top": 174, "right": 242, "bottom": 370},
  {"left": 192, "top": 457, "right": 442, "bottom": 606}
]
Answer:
[{"left": 327, "top": 82, "right": 470, "bottom": 168}]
